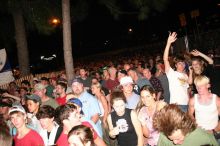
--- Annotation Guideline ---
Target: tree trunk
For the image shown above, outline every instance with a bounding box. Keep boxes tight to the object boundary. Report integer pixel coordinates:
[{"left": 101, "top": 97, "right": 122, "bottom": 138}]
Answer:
[
  {"left": 62, "top": 0, "right": 74, "bottom": 85},
  {"left": 13, "top": 9, "right": 30, "bottom": 76}
]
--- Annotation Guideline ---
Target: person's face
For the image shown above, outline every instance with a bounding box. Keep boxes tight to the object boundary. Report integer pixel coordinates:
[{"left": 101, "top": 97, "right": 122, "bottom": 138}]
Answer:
[
  {"left": 26, "top": 100, "right": 39, "bottom": 113},
  {"left": 39, "top": 117, "right": 54, "bottom": 130},
  {"left": 140, "top": 90, "right": 155, "bottom": 107},
  {"left": 34, "top": 89, "right": 45, "bottom": 98},
  {"left": 117, "top": 72, "right": 126, "bottom": 81},
  {"left": 68, "top": 135, "right": 90, "bottom": 146},
  {"left": 143, "top": 69, "right": 151, "bottom": 79},
  {"left": 175, "top": 62, "right": 185, "bottom": 72},
  {"left": 192, "top": 60, "right": 202, "bottom": 71},
  {"left": 91, "top": 85, "right": 99, "bottom": 94},
  {"left": 168, "top": 129, "right": 185, "bottom": 145},
  {"left": 80, "top": 69, "right": 86, "bottom": 78},
  {"left": 196, "top": 83, "right": 210, "bottom": 95},
  {"left": 72, "top": 82, "right": 84, "bottom": 96},
  {"left": 10, "top": 113, "right": 26, "bottom": 129},
  {"left": 41, "top": 80, "right": 48, "bottom": 85},
  {"left": 0, "top": 106, "right": 9, "bottom": 120},
  {"left": 20, "top": 89, "right": 27, "bottom": 97},
  {"left": 124, "top": 64, "right": 130, "bottom": 71},
  {"left": 56, "top": 85, "right": 65, "bottom": 95},
  {"left": 91, "top": 79, "right": 98, "bottom": 84},
  {"left": 68, "top": 111, "right": 81, "bottom": 124},
  {"left": 113, "top": 100, "right": 126, "bottom": 116},
  {"left": 122, "top": 83, "right": 133, "bottom": 94}
]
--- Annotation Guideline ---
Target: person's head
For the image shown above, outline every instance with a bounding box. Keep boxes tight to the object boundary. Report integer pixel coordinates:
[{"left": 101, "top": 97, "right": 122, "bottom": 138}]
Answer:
[
  {"left": 91, "top": 82, "right": 102, "bottom": 95},
  {"left": 36, "top": 105, "right": 55, "bottom": 130},
  {"left": 191, "top": 57, "right": 204, "bottom": 75},
  {"left": 127, "top": 68, "right": 137, "bottom": 81},
  {"left": 71, "top": 78, "right": 84, "bottom": 96},
  {"left": 56, "top": 82, "right": 67, "bottom": 95},
  {"left": 174, "top": 56, "right": 185, "bottom": 72},
  {"left": 108, "top": 67, "right": 117, "bottom": 77},
  {"left": 0, "top": 121, "right": 12, "bottom": 146},
  {"left": 142, "top": 68, "right": 152, "bottom": 79},
  {"left": 21, "top": 80, "right": 31, "bottom": 88},
  {"left": 123, "top": 63, "right": 131, "bottom": 71},
  {"left": 9, "top": 105, "right": 27, "bottom": 130},
  {"left": 80, "top": 68, "right": 87, "bottom": 78},
  {"left": 153, "top": 104, "right": 196, "bottom": 145},
  {"left": 194, "top": 75, "right": 210, "bottom": 95},
  {"left": 136, "top": 85, "right": 156, "bottom": 112},
  {"left": 19, "top": 87, "right": 28, "bottom": 97},
  {"left": 120, "top": 76, "right": 134, "bottom": 95},
  {"left": 117, "top": 70, "right": 127, "bottom": 81},
  {"left": 67, "top": 98, "right": 83, "bottom": 115},
  {"left": 33, "top": 83, "right": 47, "bottom": 98},
  {"left": 55, "top": 104, "right": 80, "bottom": 129},
  {"left": 68, "top": 125, "right": 94, "bottom": 146},
  {"left": 41, "top": 77, "right": 49, "bottom": 85},
  {"left": 26, "top": 94, "right": 41, "bottom": 114},
  {"left": 110, "top": 91, "right": 126, "bottom": 116},
  {"left": 0, "top": 99, "right": 12, "bottom": 120}
]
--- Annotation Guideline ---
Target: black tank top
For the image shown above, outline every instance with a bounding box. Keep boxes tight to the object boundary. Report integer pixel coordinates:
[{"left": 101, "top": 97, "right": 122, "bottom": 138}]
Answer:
[{"left": 111, "top": 108, "right": 138, "bottom": 146}]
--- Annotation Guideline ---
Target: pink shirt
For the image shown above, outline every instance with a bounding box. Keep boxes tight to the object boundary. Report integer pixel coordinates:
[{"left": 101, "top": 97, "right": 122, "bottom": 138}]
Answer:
[{"left": 138, "top": 106, "right": 159, "bottom": 146}]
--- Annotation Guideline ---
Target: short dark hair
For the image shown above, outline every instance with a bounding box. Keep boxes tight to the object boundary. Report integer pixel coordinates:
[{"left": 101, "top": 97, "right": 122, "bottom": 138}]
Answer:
[
  {"left": 110, "top": 90, "right": 126, "bottom": 105},
  {"left": 36, "top": 105, "right": 55, "bottom": 120},
  {"left": 57, "top": 82, "right": 67, "bottom": 92},
  {"left": 55, "top": 104, "right": 77, "bottom": 126}
]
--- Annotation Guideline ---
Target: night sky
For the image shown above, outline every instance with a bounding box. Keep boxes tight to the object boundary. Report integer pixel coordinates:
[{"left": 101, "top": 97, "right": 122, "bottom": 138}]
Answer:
[{"left": 1, "top": 0, "right": 219, "bottom": 70}]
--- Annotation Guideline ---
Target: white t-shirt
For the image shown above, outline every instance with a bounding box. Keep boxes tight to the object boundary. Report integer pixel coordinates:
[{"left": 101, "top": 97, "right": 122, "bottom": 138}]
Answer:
[{"left": 166, "top": 68, "right": 189, "bottom": 105}]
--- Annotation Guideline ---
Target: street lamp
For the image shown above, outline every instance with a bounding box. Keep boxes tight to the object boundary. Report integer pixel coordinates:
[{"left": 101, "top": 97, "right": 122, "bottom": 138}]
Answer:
[{"left": 49, "top": 17, "right": 61, "bottom": 27}]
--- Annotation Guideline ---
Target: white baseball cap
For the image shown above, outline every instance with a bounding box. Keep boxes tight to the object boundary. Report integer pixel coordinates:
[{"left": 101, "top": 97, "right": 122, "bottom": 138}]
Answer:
[{"left": 120, "top": 76, "right": 134, "bottom": 86}]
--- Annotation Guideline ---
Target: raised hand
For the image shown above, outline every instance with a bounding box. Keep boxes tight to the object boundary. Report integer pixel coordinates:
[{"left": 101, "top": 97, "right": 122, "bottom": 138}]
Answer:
[
  {"left": 167, "top": 32, "right": 177, "bottom": 44},
  {"left": 191, "top": 49, "right": 200, "bottom": 56}
]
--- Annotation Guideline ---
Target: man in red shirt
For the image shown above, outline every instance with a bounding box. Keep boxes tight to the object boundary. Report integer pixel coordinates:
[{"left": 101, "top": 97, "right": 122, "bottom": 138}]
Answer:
[
  {"left": 55, "top": 104, "right": 106, "bottom": 146},
  {"left": 55, "top": 82, "right": 67, "bottom": 105},
  {"left": 9, "top": 105, "right": 44, "bottom": 146}
]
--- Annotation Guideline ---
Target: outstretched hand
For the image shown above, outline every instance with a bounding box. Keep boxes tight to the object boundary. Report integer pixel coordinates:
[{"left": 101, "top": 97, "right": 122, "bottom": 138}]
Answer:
[
  {"left": 191, "top": 49, "right": 201, "bottom": 56},
  {"left": 167, "top": 32, "right": 177, "bottom": 44}
]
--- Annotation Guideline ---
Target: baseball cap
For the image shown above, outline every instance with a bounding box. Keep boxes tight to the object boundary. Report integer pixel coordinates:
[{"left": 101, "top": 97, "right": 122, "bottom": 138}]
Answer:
[
  {"left": 67, "top": 98, "right": 83, "bottom": 108},
  {"left": 8, "top": 105, "right": 26, "bottom": 115},
  {"left": 71, "top": 78, "right": 83, "bottom": 84},
  {"left": 34, "top": 83, "right": 46, "bottom": 91},
  {"left": 26, "top": 94, "right": 41, "bottom": 104},
  {"left": 118, "top": 69, "right": 127, "bottom": 75},
  {"left": 120, "top": 76, "right": 134, "bottom": 86},
  {"left": 41, "top": 77, "right": 49, "bottom": 81}
]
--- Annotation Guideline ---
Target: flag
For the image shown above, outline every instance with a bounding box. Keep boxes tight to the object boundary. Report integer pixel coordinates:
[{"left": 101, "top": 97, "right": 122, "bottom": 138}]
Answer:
[{"left": 0, "top": 48, "right": 14, "bottom": 86}]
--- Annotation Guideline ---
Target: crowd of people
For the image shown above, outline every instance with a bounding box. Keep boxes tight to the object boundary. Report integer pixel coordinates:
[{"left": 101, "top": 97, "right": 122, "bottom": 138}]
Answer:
[{"left": 0, "top": 32, "right": 220, "bottom": 146}]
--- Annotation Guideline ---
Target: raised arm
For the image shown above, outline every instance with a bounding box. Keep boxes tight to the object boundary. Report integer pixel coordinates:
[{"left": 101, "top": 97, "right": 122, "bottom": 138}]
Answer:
[
  {"left": 163, "top": 32, "right": 177, "bottom": 73},
  {"left": 191, "top": 49, "right": 214, "bottom": 64}
]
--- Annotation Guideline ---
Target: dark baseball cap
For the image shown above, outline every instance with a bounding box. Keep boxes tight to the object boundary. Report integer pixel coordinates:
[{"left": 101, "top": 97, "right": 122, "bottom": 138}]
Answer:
[
  {"left": 26, "top": 94, "right": 41, "bottom": 104},
  {"left": 71, "top": 78, "right": 83, "bottom": 84}
]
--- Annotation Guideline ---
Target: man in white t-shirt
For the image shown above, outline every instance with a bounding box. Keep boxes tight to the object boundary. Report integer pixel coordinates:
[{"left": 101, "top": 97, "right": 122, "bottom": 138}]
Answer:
[{"left": 163, "top": 32, "right": 189, "bottom": 112}]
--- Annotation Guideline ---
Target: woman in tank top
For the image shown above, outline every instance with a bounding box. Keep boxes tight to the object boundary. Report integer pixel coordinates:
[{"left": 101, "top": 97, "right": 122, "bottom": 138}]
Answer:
[{"left": 107, "top": 91, "right": 143, "bottom": 146}]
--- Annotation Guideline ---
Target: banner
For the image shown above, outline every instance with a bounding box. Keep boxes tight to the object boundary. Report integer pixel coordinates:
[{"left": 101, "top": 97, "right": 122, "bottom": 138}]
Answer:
[{"left": 0, "top": 48, "right": 14, "bottom": 86}]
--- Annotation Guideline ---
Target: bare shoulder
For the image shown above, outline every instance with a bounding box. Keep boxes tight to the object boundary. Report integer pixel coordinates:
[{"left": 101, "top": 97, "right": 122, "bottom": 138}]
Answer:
[
  {"left": 215, "top": 96, "right": 220, "bottom": 106},
  {"left": 156, "top": 100, "right": 167, "bottom": 111}
]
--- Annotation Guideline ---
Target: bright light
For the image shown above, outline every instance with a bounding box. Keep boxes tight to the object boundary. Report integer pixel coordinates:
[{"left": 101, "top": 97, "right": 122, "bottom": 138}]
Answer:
[
  {"left": 128, "top": 28, "right": 133, "bottom": 32},
  {"left": 50, "top": 17, "right": 61, "bottom": 26},
  {"left": 41, "top": 56, "right": 44, "bottom": 60}
]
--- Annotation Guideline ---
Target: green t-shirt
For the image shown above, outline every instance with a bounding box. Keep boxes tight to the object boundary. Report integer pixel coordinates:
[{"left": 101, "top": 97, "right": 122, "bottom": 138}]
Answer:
[{"left": 158, "top": 128, "right": 218, "bottom": 146}]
